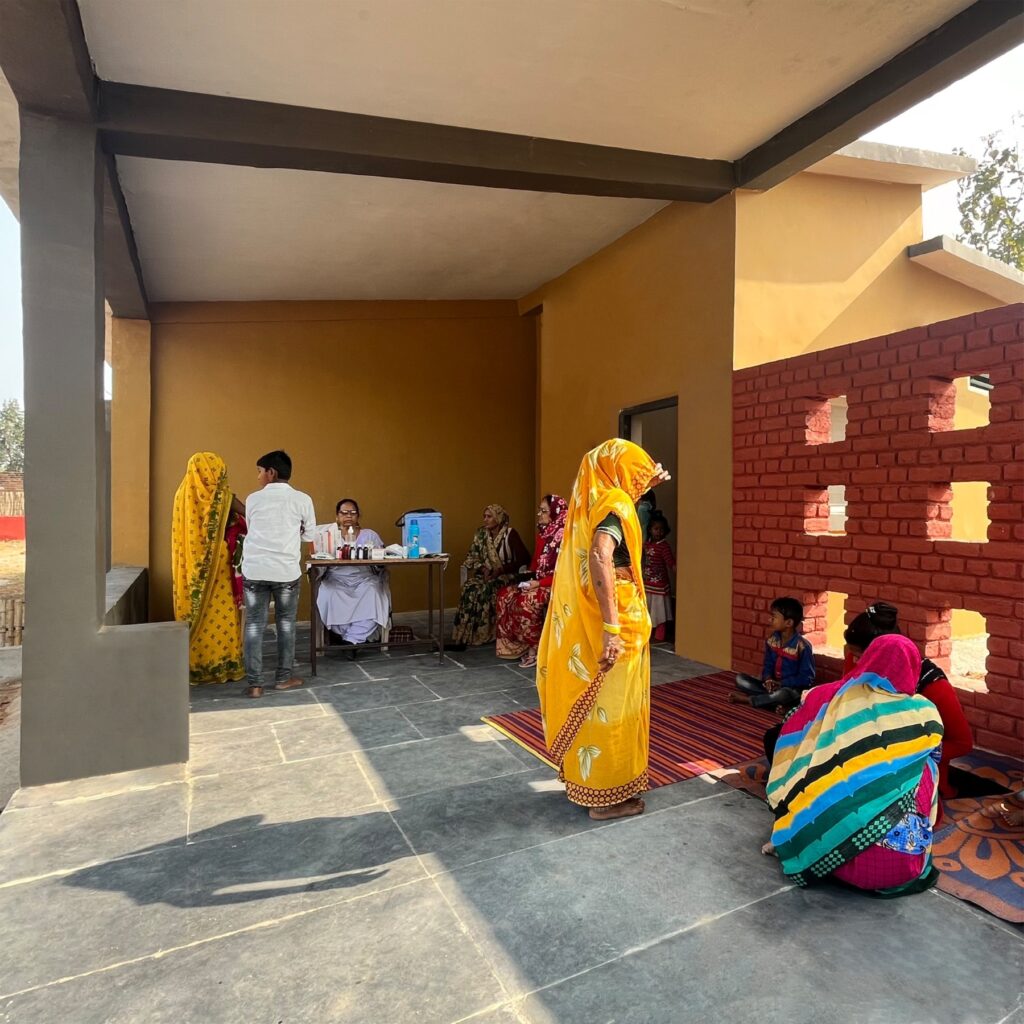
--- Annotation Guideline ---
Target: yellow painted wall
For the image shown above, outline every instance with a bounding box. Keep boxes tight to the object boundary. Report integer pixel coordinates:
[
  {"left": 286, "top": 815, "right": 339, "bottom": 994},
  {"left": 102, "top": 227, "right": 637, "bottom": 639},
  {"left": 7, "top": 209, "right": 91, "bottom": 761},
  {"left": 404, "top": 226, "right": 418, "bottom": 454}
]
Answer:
[
  {"left": 146, "top": 301, "right": 536, "bottom": 621},
  {"left": 734, "top": 174, "right": 1003, "bottom": 369},
  {"left": 110, "top": 318, "right": 151, "bottom": 567},
  {"left": 520, "top": 198, "right": 736, "bottom": 668}
]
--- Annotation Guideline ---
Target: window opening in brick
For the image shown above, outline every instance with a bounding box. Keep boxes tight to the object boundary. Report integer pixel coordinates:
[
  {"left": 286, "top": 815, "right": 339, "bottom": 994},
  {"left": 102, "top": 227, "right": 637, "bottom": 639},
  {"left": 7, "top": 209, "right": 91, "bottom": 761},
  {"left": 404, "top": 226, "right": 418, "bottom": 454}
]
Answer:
[
  {"left": 806, "top": 395, "right": 847, "bottom": 445},
  {"left": 828, "top": 396, "right": 848, "bottom": 443},
  {"left": 950, "top": 481, "right": 990, "bottom": 542},
  {"left": 827, "top": 485, "right": 847, "bottom": 534},
  {"left": 953, "top": 373, "right": 991, "bottom": 430},
  {"left": 818, "top": 591, "right": 848, "bottom": 658},
  {"left": 950, "top": 609, "right": 988, "bottom": 693},
  {"left": 805, "top": 485, "right": 847, "bottom": 536}
]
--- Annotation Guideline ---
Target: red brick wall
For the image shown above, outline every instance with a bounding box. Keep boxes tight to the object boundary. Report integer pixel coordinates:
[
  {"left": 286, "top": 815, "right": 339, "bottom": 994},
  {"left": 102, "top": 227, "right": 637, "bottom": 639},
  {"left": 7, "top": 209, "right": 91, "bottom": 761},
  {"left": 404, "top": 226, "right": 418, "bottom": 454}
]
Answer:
[{"left": 733, "top": 304, "right": 1024, "bottom": 756}]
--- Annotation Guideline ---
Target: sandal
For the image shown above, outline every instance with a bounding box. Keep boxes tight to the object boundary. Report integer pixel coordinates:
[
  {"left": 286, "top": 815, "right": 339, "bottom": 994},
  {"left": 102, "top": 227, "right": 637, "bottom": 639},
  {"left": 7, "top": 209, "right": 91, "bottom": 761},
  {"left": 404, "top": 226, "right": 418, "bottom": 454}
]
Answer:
[{"left": 519, "top": 653, "right": 538, "bottom": 668}]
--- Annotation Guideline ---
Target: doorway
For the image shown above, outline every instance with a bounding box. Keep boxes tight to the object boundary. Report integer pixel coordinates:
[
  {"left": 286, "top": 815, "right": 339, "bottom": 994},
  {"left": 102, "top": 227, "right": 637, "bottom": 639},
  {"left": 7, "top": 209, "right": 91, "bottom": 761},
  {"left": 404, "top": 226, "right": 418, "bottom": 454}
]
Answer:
[{"left": 619, "top": 398, "right": 678, "bottom": 642}]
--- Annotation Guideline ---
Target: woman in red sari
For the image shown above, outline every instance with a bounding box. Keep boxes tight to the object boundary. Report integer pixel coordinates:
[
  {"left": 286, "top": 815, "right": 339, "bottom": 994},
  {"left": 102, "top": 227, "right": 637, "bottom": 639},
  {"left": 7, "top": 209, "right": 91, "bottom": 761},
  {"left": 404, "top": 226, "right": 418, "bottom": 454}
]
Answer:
[{"left": 495, "top": 494, "right": 568, "bottom": 668}]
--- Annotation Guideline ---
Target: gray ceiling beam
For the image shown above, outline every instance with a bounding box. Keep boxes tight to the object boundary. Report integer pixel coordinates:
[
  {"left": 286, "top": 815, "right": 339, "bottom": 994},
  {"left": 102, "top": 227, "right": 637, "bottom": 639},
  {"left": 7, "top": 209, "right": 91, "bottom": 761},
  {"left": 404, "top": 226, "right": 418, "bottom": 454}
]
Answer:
[
  {"left": 97, "top": 81, "right": 736, "bottom": 203},
  {"left": 0, "top": 0, "right": 149, "bottom": 317},
  {"left": 737, "top": 1, "right": 1024, "bottom": 191}
]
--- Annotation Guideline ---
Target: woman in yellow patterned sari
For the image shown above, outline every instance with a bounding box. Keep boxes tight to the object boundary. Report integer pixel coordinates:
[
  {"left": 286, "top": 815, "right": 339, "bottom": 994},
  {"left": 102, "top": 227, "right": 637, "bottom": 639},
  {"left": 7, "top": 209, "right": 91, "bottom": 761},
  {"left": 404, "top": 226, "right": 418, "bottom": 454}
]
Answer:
[
  {"left": 172, "top": 452, "right": 246, "bottom": 685},
  {"left": 538, "top": 439, "right": 670, "bottom": 819}
]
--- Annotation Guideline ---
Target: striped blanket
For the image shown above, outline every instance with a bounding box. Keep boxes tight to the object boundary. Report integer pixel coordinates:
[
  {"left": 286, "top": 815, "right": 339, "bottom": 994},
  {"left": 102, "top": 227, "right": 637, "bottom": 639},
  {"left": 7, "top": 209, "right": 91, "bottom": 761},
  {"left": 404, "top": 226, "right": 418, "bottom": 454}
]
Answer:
[{"left": 768, "top": 645, "right": 944, "bottom": 887}]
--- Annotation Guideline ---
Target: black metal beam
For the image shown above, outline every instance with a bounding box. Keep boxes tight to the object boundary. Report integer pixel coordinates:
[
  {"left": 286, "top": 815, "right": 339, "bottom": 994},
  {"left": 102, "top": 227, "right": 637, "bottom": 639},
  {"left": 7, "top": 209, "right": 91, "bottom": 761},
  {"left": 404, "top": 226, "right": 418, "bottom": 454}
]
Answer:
[
  {"left": 738, "top": 1, "right": 1024, "bottom": 191},
  {"left": 0, "top": 0, "right": 149, "bottom": 317},
  {"left": 97, "top": 81, "right": 736, "bottom": 203}
]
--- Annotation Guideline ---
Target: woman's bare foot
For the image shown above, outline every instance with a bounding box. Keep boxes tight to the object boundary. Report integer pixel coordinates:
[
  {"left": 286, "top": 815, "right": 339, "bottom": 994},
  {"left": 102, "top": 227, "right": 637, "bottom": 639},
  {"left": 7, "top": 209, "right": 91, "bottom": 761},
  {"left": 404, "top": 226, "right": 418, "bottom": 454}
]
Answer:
[
  {"left": 589, "top": 798, "right": 645, "bottom": 820},
  {"left": 980, "top": 794, "right": 1024, "bottom": 829},
  {"left": 728, "top": 691, "right": 752, "bottom": 705},
  {"left": 761, "top": 840, "right": 776, "bottom": 856}
]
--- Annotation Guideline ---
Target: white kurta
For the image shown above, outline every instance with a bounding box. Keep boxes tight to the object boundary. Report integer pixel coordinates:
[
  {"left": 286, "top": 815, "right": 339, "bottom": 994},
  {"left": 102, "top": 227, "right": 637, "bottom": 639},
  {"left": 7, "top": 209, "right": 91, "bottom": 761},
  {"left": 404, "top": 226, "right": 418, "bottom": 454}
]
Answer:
[{"left": 316, "top": 528, "right": 391, "bottom": 643}]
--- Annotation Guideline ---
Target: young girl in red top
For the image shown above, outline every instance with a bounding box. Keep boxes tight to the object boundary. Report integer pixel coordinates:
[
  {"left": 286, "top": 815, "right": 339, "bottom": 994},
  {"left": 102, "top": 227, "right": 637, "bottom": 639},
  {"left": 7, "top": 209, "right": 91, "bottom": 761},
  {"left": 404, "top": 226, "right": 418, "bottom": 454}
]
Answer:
[
  {"left": 643, "top": 511, "right": 676, "bottom": 643},
  {"left": 843, "top": 602, "right": 1007, "bottom": 810}
]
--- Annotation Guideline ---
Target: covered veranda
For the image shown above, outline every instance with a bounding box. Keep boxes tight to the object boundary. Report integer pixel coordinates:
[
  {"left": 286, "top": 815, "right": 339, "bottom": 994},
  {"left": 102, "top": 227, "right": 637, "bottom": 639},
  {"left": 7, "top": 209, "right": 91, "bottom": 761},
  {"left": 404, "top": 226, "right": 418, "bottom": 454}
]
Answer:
[{"left": 0, "top": 2, "right": 1021, "bottom": 1021}]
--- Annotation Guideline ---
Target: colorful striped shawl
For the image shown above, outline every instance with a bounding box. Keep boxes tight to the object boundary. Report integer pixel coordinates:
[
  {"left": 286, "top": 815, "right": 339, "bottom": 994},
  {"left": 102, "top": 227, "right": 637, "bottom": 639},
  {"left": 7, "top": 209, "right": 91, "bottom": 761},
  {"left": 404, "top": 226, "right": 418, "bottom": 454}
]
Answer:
[{"left": 767, "top": 640, "right": 943, "bottom": 883}]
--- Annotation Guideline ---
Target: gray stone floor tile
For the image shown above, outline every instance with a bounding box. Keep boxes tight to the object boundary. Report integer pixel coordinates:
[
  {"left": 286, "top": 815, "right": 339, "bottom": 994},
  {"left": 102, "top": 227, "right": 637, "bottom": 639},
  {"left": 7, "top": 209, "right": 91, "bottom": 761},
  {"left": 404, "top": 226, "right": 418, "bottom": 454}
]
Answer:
[
  {"left": 0, "top": 881, "right": 505, "bottom": 1023},
  {"left": 317, "top": 676, "right": 440, "bottom": 714},
  {"left": 359, "top": 653, "right": 464, "bottom": 679},
  {"left": 358, "top": 732, "right": 528, "bottom": 800},
  {"left": 305, "top": 659, "right": 375, "bottom": 685},
  {"left": 390, "top": 769, "right": 720, "bottom": 873},
  {"left": 434, "top": 789, "right": 786, "bottom": 994},
  {"left": 517, "top": 888, "right": 1024, "bottom": 1024},
  {"left": 189, "top": 688, "right": 324, "bottom": 735},
  {"left": 395, "top": 690, "right": 534, "bottom": 739},
  {"left": 188, "top": 724, "right": 284, "bottom": 777},
  {"left": 6, "top": 762, "right": 185, "bottom": 810},
  {"left": 0, "top": 783, "right": 188, "bottom": 884},
  {"left": 273, "top": 705, "right": 423, "bottom": 760},
  {"left": 417, "top": 665, "right": 525, "bottom": 698},
  {"left": 188, "top": 754, "right": 378, "bottom": 840},
  {"left": 0, "top": 807, "right": 424, "bottom": 995}
]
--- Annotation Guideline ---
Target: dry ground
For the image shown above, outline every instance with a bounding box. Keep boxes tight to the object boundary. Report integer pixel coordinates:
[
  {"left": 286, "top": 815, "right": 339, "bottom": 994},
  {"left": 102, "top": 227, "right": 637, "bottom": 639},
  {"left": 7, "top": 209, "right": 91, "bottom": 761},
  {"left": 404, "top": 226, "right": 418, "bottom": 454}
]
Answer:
[{"left": 0, "top": 541, "right": 25, "bottom": 601}]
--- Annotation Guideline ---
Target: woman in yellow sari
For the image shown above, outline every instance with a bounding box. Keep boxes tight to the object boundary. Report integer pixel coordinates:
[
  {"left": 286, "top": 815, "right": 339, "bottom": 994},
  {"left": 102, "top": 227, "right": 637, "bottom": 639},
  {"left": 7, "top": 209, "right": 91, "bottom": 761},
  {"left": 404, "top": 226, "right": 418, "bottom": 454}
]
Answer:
[
  {"left": 172, "top": 452, "right": 247, "bottom": 685},
  {"left": 538, "top": 439, "right": 669, "bottom": 819}
]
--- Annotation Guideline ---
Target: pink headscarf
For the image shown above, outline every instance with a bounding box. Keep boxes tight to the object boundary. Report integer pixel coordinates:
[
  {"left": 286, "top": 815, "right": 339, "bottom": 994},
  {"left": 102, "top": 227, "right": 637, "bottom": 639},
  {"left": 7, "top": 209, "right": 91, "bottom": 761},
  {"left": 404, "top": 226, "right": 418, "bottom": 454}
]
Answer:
[{"left": 781, "top": 634, "right": 923, "bottom": 740}]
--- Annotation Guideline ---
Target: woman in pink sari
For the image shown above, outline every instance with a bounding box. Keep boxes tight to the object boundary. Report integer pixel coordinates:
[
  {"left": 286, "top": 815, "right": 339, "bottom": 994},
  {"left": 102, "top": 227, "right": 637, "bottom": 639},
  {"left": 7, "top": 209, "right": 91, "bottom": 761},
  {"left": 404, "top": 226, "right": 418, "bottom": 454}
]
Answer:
[{"left": 495, "top": 494, "right": 568, "bottom": 668}]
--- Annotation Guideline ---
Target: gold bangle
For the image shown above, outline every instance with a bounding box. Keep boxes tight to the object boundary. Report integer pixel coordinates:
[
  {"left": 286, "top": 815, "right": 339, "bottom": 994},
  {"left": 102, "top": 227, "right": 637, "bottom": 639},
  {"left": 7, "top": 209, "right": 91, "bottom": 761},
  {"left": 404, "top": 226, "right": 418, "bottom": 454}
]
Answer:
[{"left": 603, "top": 623, "right": 621, "bottom": 635}]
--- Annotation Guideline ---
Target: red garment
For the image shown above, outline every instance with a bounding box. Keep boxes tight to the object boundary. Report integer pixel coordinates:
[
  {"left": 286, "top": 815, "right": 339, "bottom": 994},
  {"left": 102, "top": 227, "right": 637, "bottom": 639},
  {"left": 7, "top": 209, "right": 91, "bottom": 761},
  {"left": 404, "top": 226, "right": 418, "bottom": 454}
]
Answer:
[
  {"left": 922, "top": 674, "right": 973, "bottom": 800},
  {"left": 642, "top": 539, "right": 676, "bottom": 596},
  {"left": 225, "top": 513, "right": 247, "bottom": 608}
]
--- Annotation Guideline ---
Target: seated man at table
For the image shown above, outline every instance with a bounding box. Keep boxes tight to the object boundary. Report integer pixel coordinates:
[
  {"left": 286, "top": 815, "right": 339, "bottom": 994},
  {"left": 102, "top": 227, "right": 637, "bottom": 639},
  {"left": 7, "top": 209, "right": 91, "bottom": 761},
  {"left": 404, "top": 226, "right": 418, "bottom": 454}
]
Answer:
[{"left": 316, "top": 498, "right": 391, "bottom": 644}]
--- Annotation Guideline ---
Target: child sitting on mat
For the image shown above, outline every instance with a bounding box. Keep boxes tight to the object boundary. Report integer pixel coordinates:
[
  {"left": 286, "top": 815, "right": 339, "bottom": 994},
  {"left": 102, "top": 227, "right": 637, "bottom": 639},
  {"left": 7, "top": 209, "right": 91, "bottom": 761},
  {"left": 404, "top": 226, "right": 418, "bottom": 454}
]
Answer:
[{"left": 732, "top": 596, "right": 815, "bottom": 710}]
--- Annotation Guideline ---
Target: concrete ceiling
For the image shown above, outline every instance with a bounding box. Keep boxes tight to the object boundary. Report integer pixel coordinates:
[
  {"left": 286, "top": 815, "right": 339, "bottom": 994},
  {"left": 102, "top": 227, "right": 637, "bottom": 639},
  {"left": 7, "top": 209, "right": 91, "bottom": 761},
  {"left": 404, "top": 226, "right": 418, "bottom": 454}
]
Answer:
[
  {"left": 78, "top": 0, "right": 974, "bottom": 162},
  {"left": 2, "top": 1, "right": 989, "bottom": 304},
  {"left": 117, "top": 157, "right": 667, "bottom": 301}
]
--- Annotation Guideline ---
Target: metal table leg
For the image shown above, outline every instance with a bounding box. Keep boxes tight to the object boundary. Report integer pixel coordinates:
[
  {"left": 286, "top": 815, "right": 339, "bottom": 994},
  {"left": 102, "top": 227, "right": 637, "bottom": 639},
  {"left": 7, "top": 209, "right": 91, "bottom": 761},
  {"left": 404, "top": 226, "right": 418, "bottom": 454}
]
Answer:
[{"left": 308, "top": 567, "right": 318, "bottom": 677}]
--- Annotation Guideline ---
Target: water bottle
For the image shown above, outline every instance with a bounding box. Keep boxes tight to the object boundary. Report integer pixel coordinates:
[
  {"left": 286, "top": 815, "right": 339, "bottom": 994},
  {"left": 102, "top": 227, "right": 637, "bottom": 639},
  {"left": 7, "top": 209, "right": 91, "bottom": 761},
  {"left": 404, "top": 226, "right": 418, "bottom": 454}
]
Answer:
[{"left": 409, "top": 525, "right": 420, "bottom": 559}]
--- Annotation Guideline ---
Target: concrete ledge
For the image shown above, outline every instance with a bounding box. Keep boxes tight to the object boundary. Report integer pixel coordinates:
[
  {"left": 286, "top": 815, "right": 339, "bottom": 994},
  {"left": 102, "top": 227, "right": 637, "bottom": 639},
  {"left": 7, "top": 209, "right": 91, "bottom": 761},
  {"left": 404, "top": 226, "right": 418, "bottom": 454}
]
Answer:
[
  {"left": 908, "top": 235, "right": 1024, "bottom": 303},
  {"left": 104, "top": 565, "right": 148, "bottom": 626},
  {"left": 808, "top": 141, "right": 975, "bottom": 190}
]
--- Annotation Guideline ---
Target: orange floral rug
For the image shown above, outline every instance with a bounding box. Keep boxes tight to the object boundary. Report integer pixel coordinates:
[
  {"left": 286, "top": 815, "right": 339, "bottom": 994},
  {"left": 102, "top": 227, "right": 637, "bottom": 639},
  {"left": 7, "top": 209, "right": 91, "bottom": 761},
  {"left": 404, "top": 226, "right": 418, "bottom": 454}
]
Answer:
[{"left": 932, "top": 750, "right": 1024, "bottom": 924}]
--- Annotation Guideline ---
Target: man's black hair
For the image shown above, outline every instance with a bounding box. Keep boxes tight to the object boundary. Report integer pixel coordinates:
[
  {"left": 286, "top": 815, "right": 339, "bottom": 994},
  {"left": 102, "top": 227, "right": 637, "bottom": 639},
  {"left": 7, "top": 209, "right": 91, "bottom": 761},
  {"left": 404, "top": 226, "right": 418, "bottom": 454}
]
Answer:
[{"left": 256, "top": 450, "right": 292, "bottom": 481}]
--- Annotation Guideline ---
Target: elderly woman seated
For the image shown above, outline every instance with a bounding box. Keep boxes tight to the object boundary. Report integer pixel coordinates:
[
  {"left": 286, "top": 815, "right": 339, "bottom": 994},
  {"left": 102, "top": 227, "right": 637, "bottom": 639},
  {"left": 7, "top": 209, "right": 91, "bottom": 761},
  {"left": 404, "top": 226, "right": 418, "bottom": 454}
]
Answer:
[
  {"left": 450, "top": 503, "right": 530, "bottom": 648},
  {"left": 316, "top": 498, "right": 390, "bottom": 644}
]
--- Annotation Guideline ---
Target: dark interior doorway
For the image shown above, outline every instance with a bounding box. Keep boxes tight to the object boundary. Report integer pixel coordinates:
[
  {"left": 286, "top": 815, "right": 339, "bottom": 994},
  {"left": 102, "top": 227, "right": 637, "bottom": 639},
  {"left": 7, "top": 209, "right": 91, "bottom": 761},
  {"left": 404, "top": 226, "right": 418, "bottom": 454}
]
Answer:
[{"left": 619, "top": 398, "right": 678, "bottom": 641}]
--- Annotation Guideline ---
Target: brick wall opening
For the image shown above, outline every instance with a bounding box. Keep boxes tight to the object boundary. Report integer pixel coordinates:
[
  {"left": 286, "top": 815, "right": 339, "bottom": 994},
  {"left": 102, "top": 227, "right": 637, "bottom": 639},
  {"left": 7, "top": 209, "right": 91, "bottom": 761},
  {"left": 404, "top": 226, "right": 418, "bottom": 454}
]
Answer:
[
  {"left": 953, "top": 373, "right": 992, "bottom": 430},
  {"left": 733, "top": 304, "right": 1024, "bottom": 757},
  {"left": 821, "top": 590, "right": 848, "bottom": 657},
  {"left": 950, "top": 609, "right": 989, "bottom": 693},
  {"left": 827, "top": 485, "right": 848, "bottom": 534},
  {"left": 949, "top": 481, "right": 991, "bottom": 543},
  {"left": 806, "top": 395, "right": 848, "bottom": 445}
]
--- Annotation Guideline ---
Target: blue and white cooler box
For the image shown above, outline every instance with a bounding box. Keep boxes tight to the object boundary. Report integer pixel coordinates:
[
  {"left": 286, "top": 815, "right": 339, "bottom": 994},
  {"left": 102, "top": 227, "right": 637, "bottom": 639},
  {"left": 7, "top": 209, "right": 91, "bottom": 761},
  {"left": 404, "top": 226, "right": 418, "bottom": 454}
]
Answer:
[{"left": 401, "top": 511, "right": 442, "bottom": 554}]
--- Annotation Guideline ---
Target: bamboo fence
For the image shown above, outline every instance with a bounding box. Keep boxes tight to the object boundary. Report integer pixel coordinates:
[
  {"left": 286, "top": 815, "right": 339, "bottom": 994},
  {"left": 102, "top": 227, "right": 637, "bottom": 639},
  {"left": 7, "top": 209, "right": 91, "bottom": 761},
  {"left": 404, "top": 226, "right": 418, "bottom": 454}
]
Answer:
[{"left": 0, "top": 598, "right": 24, "bottom": 647}]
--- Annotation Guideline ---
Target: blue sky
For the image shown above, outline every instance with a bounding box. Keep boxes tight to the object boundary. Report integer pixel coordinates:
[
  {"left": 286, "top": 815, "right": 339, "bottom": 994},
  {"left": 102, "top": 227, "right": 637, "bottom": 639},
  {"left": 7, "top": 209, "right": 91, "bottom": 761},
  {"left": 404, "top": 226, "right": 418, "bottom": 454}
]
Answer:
[{"left": 0, "top": 43, "right": 1021, "bottom": 408}]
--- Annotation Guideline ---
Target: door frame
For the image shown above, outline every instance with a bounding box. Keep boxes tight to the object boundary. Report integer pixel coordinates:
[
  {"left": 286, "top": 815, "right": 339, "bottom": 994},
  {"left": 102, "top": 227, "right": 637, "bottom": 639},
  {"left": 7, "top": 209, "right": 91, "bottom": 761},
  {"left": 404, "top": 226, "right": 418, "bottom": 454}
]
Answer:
[{"left": 618, "top": 396, "right": 678, "bottom": 440}]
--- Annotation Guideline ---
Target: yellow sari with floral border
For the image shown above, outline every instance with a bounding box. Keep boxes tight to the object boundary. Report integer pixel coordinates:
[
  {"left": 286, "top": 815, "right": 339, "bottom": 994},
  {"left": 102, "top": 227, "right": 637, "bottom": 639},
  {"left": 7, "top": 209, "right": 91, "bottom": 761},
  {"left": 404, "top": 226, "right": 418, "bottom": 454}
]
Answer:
[
  {"left": 171, "top": 452, "right": 245, "bottom": 685},
  {"left": 537, "top": 439, "right": 655, "bottom": 807}
]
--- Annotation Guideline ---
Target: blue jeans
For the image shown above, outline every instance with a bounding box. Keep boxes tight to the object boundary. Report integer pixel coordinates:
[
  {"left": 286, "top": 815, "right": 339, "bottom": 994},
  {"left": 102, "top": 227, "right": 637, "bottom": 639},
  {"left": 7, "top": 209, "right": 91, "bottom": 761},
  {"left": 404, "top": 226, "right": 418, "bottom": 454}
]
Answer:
[{"left": 243, "top": 578, "right": 301, "bottom": 686}]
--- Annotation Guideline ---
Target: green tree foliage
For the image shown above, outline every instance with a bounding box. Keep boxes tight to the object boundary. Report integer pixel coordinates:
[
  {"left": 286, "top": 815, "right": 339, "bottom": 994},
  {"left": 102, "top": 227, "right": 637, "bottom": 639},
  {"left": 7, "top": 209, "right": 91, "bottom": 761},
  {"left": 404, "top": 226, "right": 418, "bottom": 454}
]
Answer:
[
  {"left": 0, "top": 398, "right": 25, "bottom": 473},
  {"left": 956, "top": 117, "right": 1023, "bottom": 270}
]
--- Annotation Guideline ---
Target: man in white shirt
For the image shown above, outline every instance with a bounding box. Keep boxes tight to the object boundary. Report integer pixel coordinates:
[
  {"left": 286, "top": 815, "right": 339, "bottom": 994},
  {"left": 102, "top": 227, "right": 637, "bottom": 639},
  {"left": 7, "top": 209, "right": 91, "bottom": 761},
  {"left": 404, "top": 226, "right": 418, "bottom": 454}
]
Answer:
[{"left": 241, "top": 450, "right": 317, "bottom": 698}]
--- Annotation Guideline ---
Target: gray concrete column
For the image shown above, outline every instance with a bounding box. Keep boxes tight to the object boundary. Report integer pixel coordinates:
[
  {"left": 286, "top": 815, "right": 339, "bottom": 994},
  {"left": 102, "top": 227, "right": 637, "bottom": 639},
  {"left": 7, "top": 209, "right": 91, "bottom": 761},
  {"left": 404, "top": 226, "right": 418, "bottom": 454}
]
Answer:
[{"left": 19, "top": 112, "right": 188, "bottom": 786}]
